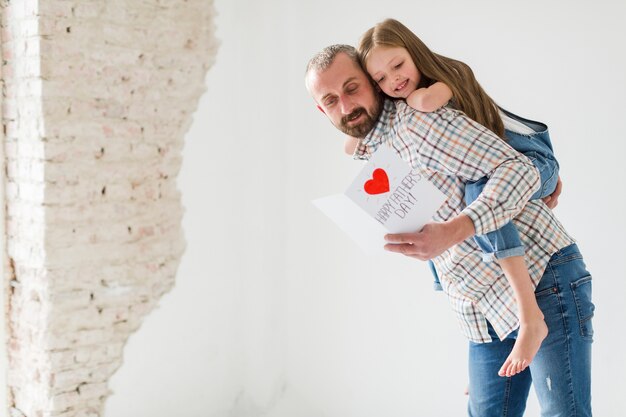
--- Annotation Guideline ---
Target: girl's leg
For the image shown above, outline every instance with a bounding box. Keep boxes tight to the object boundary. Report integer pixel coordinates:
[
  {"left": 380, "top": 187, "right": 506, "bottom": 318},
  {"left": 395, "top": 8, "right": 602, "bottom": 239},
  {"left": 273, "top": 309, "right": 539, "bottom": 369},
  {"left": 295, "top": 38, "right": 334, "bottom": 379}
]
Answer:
[
  {"left": 465, "top": 180, "right": 548, "bottom": 376},
  {"left": 428, "top": 260, "right": 442, "bottom": 291},
  {"left": 498, "top": 257, "right": 548, "bottom": 377},
  {"left": 465, "top": 114, "right": 562, "bottom": 378},
  {"left": 468, "top": 322, "right": 532, "bottom": 417}
]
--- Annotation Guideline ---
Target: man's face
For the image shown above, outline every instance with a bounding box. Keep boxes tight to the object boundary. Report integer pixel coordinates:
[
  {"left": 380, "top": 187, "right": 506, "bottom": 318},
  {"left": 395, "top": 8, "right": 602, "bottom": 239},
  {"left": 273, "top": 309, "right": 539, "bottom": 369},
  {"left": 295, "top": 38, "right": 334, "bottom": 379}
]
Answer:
[{"left": 306, "top": 53, "right": 382, "bottom": 138}]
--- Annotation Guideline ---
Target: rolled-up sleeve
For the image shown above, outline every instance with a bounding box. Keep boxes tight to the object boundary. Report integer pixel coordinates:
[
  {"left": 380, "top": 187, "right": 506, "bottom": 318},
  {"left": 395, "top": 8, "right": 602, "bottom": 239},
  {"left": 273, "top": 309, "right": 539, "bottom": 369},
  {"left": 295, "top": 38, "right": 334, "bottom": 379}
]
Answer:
[{"left": 403, "top": 107, "right": 541, "bottom": 236}]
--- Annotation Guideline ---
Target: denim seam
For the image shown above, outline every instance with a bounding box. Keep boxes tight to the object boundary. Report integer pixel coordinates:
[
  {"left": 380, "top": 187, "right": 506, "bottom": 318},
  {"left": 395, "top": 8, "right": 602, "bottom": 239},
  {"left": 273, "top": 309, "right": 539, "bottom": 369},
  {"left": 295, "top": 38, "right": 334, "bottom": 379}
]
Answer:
[
  {"left": 548, "top": 253, "right": 583, "bottom": 266},
  {"left": 492, "top": 246, "right": 525, "bottom": 261},
  {"left": 502, "top": 376, "right": 511, "bottom": 417},
  {"left": 505, "top": 131, "right": 544, "bottom": 139},
  {"left": 551, "top": 263, "right": 578, "bottom": 417},
  {"left": 571, "top": 277, "right": 593, "bottom": 322},
  {"left": 535, "top": 285, "right": 557, "bottom": 297}
]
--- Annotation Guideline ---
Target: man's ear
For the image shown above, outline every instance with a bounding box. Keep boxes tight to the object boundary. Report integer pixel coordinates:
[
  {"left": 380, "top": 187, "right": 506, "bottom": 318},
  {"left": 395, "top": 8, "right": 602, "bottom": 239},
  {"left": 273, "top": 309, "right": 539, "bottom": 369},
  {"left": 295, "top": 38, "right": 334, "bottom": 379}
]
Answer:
[{"left": 317, "top": 105, "right": 325, "bottom": 114}]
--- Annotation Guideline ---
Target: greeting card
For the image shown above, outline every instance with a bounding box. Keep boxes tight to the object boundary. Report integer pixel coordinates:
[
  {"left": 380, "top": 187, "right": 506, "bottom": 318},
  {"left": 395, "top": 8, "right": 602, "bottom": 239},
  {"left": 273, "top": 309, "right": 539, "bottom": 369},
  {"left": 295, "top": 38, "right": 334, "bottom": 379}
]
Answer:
[{"left": 313, "top": 145, "right": 447, "bottom": 254}]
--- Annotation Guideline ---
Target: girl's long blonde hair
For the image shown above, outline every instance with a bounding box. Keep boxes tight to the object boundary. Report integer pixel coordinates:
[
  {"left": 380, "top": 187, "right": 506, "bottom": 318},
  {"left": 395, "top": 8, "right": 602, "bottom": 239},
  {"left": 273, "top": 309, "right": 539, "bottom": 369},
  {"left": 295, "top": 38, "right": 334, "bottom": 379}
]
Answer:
[{"left": 359, "top": 18, "right": 505, "bottom": 138}]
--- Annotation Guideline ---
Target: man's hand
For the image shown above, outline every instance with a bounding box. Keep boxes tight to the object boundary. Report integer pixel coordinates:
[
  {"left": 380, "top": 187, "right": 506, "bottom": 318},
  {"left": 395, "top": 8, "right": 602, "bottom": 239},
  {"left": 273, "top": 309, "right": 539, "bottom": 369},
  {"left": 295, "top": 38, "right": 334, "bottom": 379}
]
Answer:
[
  {"left": 384, "top": 215, "right": 475, "bottom": 260},
  {"left": 542, "top": 176, "right": 562, "bottom": 209}
]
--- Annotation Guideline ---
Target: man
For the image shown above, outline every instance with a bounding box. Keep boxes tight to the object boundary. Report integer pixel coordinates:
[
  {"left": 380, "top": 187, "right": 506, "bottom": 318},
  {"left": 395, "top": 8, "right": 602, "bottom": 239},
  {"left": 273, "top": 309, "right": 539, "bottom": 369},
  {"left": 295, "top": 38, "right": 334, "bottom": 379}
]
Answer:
[{"left": 305, "top": 44, "right": 593, "bottom": 417}]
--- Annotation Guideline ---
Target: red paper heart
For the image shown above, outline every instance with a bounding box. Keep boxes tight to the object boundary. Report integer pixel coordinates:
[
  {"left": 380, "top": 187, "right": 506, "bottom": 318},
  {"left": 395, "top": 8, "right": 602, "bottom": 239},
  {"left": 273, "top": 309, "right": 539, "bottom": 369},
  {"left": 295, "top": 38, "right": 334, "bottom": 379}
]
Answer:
[{"left": 364, "top": 168, "right": 390, "bottom": 195}]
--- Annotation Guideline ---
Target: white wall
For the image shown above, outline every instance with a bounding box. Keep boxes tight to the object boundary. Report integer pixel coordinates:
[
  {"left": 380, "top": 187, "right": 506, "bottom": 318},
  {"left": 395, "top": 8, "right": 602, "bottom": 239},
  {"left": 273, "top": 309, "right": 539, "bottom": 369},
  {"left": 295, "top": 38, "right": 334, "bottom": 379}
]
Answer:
[
  {"left": 0, "top": 40, "right": 7, "bottom": 413},
  {"left": 106, "top": 1, "right": 289, "bottom": 416},
  {"left": 106, "top": 0, "right": 626, "bottom": 416},
  {"left": 285, "top": 1, "right": 626, "bottom": 416}
]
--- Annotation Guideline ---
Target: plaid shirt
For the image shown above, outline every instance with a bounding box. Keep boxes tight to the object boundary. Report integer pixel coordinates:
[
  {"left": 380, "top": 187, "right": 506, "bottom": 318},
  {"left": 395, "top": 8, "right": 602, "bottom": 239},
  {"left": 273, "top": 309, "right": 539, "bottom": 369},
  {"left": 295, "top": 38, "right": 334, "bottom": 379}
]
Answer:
[{"left": 355, "top": 99, "right": 575, "bottom": 343}]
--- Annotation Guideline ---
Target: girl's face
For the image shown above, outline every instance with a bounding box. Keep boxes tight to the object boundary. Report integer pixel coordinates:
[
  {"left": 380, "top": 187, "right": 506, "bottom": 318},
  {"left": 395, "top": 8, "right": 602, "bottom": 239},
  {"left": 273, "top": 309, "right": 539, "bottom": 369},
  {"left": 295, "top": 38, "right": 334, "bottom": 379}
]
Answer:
[{"left": 365, "top": 46, "right": 421, "bottom": 99}]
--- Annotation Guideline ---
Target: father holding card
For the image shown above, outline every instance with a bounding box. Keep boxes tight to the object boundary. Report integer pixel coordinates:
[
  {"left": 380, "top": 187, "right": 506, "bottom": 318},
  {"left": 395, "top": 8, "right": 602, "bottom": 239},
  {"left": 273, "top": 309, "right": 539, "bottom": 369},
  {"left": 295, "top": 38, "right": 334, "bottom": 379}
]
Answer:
[{"left": 305, "top": 44, "right": 593, "bottom": 417}]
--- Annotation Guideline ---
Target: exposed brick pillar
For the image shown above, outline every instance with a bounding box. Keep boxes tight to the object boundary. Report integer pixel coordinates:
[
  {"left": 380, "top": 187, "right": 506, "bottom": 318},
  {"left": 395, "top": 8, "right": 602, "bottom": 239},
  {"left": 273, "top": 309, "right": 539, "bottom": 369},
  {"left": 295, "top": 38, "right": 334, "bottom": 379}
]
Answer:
[{"left": 1, "top": 1, "right": 218, "bottom": 416}]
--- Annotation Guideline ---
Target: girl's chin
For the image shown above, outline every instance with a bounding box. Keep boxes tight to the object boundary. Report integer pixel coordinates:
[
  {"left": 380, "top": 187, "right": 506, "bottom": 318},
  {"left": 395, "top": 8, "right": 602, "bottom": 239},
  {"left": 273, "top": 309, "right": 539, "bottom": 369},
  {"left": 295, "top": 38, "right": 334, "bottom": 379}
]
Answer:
[
  {"left": 388, "top": 92, "right": 410, "bottom": 100},
  {"left": 388, "top": 84, "right": 414, "bottom": 99}
]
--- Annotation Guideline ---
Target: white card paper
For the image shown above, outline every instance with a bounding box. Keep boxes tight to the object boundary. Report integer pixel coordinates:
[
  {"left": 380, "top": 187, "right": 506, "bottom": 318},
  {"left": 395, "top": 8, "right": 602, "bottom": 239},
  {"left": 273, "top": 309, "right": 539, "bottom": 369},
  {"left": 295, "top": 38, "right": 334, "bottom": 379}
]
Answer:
[
  {"left": 313, "top": 145, "right": 447, "bottom": 254},
  {"left": 312, "top": 194, "right": 389, "bottom": 254}
]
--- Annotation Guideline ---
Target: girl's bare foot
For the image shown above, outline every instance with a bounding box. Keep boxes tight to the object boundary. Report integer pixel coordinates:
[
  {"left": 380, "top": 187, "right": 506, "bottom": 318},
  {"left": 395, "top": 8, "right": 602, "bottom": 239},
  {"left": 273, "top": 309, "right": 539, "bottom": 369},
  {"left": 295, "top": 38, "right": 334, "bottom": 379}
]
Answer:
[{"left": 498, "top": 318, "right": 548, "bottom": 377}]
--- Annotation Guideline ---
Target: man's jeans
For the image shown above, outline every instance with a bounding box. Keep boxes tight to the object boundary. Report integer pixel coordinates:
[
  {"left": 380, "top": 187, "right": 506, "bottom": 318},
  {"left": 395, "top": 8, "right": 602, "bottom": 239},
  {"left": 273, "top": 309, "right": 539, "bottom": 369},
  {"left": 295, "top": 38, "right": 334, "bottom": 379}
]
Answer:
[{"left": 468, "top": 244, "right": 594, "bottom": 417}]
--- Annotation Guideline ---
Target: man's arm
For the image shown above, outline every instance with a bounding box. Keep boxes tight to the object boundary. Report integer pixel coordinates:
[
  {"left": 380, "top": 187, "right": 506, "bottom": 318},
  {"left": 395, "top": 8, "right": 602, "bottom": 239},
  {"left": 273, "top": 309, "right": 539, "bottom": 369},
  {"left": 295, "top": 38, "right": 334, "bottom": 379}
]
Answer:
[
  {"left": 384, "top": 177, "right": 562, "bottom": 260},
  {"left": 416, "top": 109, "right": 540, "bottom": 235},
  {"left": 384, "top": 214, "right": 474, "bottom": 260}
]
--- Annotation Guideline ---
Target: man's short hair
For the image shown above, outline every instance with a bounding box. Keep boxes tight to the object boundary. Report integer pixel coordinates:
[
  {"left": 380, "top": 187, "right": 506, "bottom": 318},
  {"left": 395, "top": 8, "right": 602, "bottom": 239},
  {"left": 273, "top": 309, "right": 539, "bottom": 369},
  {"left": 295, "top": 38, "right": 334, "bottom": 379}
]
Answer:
[{"left": 305, "top": 44, "right": 361, "bottom": 75}]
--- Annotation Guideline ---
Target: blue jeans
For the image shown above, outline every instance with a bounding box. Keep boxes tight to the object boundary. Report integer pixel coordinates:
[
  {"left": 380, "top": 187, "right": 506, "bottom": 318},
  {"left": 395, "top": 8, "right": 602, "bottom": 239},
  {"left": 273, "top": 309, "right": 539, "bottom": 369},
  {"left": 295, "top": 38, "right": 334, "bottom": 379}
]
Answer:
[
  {"left": 468, "top": 244, "right": 593, "bottom": 417},
  {"left": 430, "top": 109, "right": 559, "bottom": 291}
]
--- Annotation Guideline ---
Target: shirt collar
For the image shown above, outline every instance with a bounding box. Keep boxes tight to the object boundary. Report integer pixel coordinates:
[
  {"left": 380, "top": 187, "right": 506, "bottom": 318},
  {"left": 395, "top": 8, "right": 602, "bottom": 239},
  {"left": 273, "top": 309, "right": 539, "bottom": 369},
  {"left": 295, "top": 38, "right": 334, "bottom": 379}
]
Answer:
[{"left": 353, "top": 98, "right": 396, "bottom": 160}]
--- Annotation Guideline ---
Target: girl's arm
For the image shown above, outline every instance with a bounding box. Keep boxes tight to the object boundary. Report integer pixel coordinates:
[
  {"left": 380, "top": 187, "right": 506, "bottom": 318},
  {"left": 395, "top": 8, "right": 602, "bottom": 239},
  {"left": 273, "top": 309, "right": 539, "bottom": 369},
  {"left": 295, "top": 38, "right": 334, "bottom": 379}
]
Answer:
[
  {"left": 344, "top": 136, "right": 359, "bottom": 155},
  {"left": 406, "top": 81, "right": 453, "bottom": 112}
]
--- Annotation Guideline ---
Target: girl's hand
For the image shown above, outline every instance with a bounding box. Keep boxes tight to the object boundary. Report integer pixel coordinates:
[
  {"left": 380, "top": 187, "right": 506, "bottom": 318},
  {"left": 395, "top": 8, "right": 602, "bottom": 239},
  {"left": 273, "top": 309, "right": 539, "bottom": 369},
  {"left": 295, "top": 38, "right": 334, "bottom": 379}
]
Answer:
[{"left": 542, "top": 176, "right": 562, "bottom": 209}]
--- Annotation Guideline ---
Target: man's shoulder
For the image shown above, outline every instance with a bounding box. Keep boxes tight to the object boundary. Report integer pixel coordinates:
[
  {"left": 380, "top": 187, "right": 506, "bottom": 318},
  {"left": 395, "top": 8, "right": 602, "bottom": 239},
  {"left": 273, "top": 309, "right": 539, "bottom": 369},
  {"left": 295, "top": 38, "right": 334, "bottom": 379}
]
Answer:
[
  {"left": 391, "top": 100, "right": 463, "bottom": 128},
  {"left": 394, "top": 100, "right": 459, "bottom": 119}
]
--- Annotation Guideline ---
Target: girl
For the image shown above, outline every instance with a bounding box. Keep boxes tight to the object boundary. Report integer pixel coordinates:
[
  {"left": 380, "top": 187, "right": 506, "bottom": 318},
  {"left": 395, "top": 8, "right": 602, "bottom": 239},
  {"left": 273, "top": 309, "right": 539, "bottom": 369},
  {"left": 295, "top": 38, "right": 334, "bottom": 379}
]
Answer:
[{"left": 353, "top": 18, "right": 561, "bottom": 378}]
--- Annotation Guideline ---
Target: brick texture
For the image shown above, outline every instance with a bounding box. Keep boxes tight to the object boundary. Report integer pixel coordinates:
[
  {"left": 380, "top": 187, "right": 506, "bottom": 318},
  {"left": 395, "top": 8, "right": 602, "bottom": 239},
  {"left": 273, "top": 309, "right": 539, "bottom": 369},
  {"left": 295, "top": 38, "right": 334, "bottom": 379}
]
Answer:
[{"left": 1, "top": 1, "right": 218, "bottom": 415}]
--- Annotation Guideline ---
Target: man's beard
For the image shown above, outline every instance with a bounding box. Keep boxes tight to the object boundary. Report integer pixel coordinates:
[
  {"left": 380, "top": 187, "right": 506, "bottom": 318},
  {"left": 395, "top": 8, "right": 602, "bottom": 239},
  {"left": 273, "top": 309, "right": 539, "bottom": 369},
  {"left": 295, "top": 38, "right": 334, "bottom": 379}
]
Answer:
[{"left": 338, "top": 96, "right": 382, "bottom": 138}]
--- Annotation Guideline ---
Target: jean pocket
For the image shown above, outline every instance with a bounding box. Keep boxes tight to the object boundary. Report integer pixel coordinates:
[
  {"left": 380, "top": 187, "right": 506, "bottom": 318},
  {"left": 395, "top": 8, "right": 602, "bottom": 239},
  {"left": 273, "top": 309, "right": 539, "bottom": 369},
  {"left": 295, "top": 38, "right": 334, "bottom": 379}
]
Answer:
[{"left": 570, "top": 275, "right": 594, "bottom": 339}]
